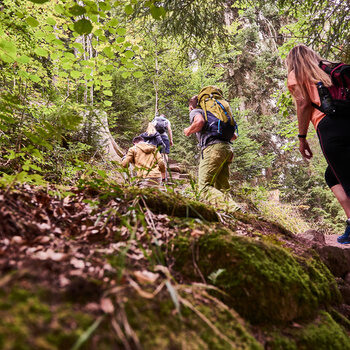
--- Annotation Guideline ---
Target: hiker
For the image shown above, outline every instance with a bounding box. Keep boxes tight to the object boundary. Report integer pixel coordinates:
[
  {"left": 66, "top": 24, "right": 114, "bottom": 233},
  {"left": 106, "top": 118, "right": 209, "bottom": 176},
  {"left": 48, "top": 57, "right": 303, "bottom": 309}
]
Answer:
[
  {"left": 153, "top": 114, "right": 173, "bottom": 163},
  {"left": 140, "top": 123, "right": 165, "bottom": 152},
  {"left": 184, "top": 90, "right": 238, "bottom": 211},
  {"left": 286, "top": 44, "right": 350, "bottom": 244},
  {"left": 122, "top": 136, "right": 165, "bottom": 187}
]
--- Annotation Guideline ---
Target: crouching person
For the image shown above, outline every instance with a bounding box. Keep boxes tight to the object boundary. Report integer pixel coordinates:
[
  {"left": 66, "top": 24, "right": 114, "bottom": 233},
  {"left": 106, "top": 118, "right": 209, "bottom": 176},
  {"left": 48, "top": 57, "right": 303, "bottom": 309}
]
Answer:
[{"left": 122, "top": 136, "right": 165, "bottom": 187}]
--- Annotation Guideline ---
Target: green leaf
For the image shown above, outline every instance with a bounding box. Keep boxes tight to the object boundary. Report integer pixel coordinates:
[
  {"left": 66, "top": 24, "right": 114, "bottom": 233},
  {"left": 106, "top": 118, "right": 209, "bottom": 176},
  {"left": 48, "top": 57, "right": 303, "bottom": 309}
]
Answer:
[
  {"left": 121, "top": 71, "right": 131, "bottom": 79},
  {"left": 0, "top": 40, "right": 17, "bottom": 55},
  {"left": 70, "top": 70, "right": 81, "bottom": 79},
  {"left": 51, "top": 52, "right": 61, "bottom": 60},
  {"left": 116, "top": 37, "right": 125, "bottom": 43},
  {"left": 124, "top": 50, "right": 134, "bottom": 59},
  {"left": 90, "top": 15, "right": 99, "bottom": 23},
  {"left": 0, "top": 54, "right": 14, "bottom": 63},
  {"left": 17, "top": 55, "right": 30, "bottom": 64},
  {"left": 74, "top": 19, "right": 93, "bottom": 35},
  {"left": 54, "top": 4, "right": 65, "bottom": 14},
  {"left": 104, "top": 100, "right": 112, "bottom": 107},
  {"left": 43, "top": 24, "right": 54, "bottom": 33},
  {"left": 34, "top": 30, "right": 45, "bottom": 38},
  {"left": 150, "top": 5, "right": 165, "bottom": 20},
  {"left": 46, "top": 33, "right": 57, "bottom": 42},
  {"left": 28, "top": 0, "right": 50, "bottom": 3},
  {"left": 25, "top": 16, "right": 40, "bottom": 27},
  {"left": 101, "top": 80, "right": 111, "bottom": 87},
  {"left": 82, "top": 67, "right": 92, "bottom": 75},
  {"left": 103, "top": 90, "right": 113, "bottom": 96},
  {"left": 69, "top": 5, "right": 86, "bottom": 16},
  {"left": 46, "top": 17, "right": 56, "bottom": 25},
  {"left": 124, "top": 4, "right": 133, "bottom": 15},
  {"left": 58, "top": 71, "right": 69, "bottom": 78},
  {"left": 102, "top": 47, "right": 114, "bottom": 59},
  {"left": 34, "top": 47, "right": 48, "bottom": 57},
  {"left": 63, "top": 52, "right": 76, "bottom": 60},
  {"left": 108, "top": 19, "right": 118, "bottom": 27},
  {"left": 29, "top": 74, "right": 41, "bottom": 83},
  {"left": 72, "top": 43, "right": 84, "bottom": 52},
  {"left": 53, "top": 39, "right": 65, "bottom": 48},
  {"left": 62, "top": 62, "right": 73, "bottom": 70},
  {"left": 117, "top": 27, "right": 126, "bottom": 36},
  {"left": 133, "top": 71, "right": 143, "bottom": 78},
  {"left": 125, "top": 61, "right": 135, "bottom": 69},
  {"left": 18, "top": 70, "right": 29, "bottom": 79}
]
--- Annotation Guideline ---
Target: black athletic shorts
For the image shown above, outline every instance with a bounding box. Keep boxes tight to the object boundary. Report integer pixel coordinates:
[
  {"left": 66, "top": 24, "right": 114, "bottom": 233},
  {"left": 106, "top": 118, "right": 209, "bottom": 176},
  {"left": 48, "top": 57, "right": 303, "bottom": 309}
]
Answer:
[{"left": 317, "top": 112, "right": 350, "bottom": 196}]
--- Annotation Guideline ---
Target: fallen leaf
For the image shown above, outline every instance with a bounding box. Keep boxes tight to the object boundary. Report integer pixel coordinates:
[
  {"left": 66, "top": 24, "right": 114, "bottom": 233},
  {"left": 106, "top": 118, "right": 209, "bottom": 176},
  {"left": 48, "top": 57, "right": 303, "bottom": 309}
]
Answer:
[
  {"left": 70, "top": 257, "right": 85, "bottom": 269},
  {"left": 101, "top": 298, "right": 114, "bottom": 314},
  {"left": 34, "top": 249, "right": 66, "bottom": 261},
  {"left": 134, "top": 270, "right": 159, "bottom": 284},
  {"left": 191, "top": 229, "right": 205, "bottom": 238},
  {"left": 11, "top": 236, "right": 24, "bottom": 245}
]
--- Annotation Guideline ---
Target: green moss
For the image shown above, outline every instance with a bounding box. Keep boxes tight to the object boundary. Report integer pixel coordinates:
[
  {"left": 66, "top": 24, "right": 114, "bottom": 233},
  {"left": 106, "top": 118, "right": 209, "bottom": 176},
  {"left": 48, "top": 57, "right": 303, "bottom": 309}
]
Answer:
[
  {"left": 0, "top": 286, "right": 107, "bottom": 350},
  {"left": 329, "top": 308, "right": 350, "bottom": 331},
  {"left": 266, "top": 311, "right": 350, "bottom": 350},
  {"left": 267, "top": 334, "right": 297, "bottom": 350},
  {"left": 123, "top": 288, "right": 262, "bottom": 350},
  {"left": 296, "top": 312, "right": 350, "bottom": 350},
  {"left": 232, "top": 211, "right": 293, "bottom": 237},
  {"left": 124, "top": 187, "right": 219, "bottom": 221},
  {"left": 171, "top": 230, "right": 340, "bottom": 324}
]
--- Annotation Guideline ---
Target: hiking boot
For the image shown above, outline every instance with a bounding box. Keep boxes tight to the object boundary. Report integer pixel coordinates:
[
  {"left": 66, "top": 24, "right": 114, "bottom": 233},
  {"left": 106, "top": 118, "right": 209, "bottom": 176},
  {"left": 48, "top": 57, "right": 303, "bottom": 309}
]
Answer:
[{"left": 337, "top": 221, "right": 350, "bottom": 244}]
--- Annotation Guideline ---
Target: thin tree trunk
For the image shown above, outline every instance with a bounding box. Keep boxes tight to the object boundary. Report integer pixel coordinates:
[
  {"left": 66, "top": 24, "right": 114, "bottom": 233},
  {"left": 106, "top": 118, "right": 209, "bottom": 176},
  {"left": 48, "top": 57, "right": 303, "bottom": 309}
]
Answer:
[{"left": 153, "top": 47, "right": 159, "bottom": 118}]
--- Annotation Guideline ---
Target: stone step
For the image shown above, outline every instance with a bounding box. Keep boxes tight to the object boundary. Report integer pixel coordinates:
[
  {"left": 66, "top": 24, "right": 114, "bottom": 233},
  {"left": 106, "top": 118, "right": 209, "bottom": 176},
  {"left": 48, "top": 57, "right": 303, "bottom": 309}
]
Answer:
[{"left": 167, "top": 172, "right": 190, "bottom": 180}]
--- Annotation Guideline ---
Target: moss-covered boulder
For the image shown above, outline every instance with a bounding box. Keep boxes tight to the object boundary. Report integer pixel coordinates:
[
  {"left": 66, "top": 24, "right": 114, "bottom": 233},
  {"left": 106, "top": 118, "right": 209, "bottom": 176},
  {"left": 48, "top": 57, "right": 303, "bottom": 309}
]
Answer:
[
  {"left": 0, "top": 286, "right": 113, "bottom": 350},
  {"left": 121, "top": 287, "right": 262, "bottom": 350},
  {"left": 171, "top": 229, "right": 340, "bottom": 324},
  {"left": 124, "top": 187, "right": 218, "bottom": 221},
  {"left": 267, "top": 312, "right": 350, "bottom": 350}
]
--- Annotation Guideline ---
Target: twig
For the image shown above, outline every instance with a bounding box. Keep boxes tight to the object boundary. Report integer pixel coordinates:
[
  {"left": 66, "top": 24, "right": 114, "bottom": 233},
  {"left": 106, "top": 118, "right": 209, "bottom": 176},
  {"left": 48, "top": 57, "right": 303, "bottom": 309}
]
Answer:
[
  {"left": 111, "top": 317, "right": 132, "bottom": 350},
  {"left": 191, "top": 242, "right": 206, "bottom": 284},
  {"left": 179, "top": 296, "right": 237, "bottom": 348}
]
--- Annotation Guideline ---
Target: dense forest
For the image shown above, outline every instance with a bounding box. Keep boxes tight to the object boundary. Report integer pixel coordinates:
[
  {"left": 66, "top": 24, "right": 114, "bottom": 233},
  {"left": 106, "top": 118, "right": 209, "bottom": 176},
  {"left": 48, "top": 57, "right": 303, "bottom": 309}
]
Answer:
[{"left": 1, "top": 0, "right": 350, "bottom": 349}]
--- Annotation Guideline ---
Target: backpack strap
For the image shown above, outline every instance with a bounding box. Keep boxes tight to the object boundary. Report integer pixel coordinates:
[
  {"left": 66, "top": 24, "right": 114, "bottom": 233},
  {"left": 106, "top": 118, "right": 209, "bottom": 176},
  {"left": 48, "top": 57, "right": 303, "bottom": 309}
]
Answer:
[
  {"left": 200, "top": 94, "right": 210, "bottom": 122},
  {"left": 311, "top": 102, "right": 323, "bottom": 113},
  {"left": 331, "top": 63, "right": 345, "bottom": 75}
]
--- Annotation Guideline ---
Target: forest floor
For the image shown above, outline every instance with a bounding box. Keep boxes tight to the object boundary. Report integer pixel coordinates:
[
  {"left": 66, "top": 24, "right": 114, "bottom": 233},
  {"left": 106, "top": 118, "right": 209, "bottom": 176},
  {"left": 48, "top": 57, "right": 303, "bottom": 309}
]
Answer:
[
  {"left": 1, "top": 181, "right": 350, "bottom": 349},
  {"left": 325, "top": 235, "right": 350, "bottom": 249}
]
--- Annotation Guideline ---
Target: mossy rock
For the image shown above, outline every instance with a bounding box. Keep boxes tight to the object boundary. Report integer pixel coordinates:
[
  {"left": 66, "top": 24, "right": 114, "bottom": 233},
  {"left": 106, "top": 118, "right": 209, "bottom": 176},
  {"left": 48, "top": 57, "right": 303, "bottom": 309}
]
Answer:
[
  {"left": 171, "top": 229, "right": 340, "bottom": 324},
  {"left": 124, "top": 187, "right": 218, "bottom": 221},
  {"left": 0, "top": 286, "right": 112, "bottom": 350},
  {"left": 296, "top": 311, "right": 350, "bottom": 349},
  {"left": 122, "top": 287, "right": 262, "bottom": 350},
  {"left": 268, "top": 312, "right": 350, "bottom": 350}
]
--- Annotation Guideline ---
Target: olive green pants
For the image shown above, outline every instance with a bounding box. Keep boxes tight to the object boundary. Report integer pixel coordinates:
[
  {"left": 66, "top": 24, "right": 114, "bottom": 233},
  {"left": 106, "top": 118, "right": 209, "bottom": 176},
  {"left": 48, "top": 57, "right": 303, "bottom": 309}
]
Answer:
[{"left": 198, "top": 143, "right": 237, "bottom": 211}]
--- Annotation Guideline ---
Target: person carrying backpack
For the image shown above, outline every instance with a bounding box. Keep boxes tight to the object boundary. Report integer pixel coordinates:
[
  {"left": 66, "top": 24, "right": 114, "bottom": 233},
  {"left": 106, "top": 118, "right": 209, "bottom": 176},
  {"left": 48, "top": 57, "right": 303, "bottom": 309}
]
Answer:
[
  {"left": 152, "top": 114, "right": 173, "bottom": 162},
  {"left": 184, "top": 87, "right": 238, "bottom": 211},
  {"left": 140, "top": 123, "right": 166, "bottom": 152},
  {"left": 122, "top": 136, "right": 165, "bottom": 187},
  {"left": 286, "top": 44, "right": 350, "bottom": 244}
]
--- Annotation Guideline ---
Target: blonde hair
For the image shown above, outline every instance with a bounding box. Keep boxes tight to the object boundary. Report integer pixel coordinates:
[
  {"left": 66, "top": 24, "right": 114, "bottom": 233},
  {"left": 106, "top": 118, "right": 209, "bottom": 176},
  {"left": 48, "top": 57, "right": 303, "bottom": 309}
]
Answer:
[
  {"left": 146, "top": 122, "right": 156, "bottom": 135},
  {"left": 286, "top": 45, "right": 332, "bottom": 98}
]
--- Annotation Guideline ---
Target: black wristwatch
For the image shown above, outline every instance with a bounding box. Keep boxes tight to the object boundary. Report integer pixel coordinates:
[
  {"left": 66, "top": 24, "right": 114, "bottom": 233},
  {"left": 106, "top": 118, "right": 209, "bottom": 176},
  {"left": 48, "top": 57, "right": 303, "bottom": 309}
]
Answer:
[{"left": 298, "top": 134, "right": 307, "bottom": 139}]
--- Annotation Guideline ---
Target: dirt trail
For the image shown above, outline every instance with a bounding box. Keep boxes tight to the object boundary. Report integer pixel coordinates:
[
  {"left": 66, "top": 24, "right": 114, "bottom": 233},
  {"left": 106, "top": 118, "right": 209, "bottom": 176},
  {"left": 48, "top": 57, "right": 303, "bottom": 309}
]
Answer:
[{"left": 325, "top": 234, "right": 350, "bottom": 249}]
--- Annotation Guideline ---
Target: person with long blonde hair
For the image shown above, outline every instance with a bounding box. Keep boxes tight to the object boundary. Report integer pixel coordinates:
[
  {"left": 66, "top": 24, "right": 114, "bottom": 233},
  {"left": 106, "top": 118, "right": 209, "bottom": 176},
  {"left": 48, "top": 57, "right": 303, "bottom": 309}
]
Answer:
[
  {"left": 140, "top": 122, "right": 165, "bottom": 151},
  {"left": 286, "top": 44, "right": 350, "bottom": 243}
]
